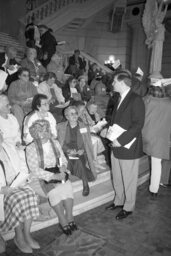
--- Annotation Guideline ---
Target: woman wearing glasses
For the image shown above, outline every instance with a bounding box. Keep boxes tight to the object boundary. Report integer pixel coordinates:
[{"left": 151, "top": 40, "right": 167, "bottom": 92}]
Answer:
[
  {"left": 8, "top": 67, "right": 37, "bottom": 128},
  {"left": 23, "top": 94, "right": 57, "bottom": 145},
  {"left": 57, "top": 106, "right": 97, "bottom": 196}
]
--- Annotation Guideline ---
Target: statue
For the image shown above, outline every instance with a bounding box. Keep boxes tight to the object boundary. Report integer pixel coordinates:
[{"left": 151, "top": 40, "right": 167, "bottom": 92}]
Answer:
[
  {"left": 142, "top": 0, "right": 168, "bottom": 48},
  {"left": 142, "top": 0, "right": 168, "bottom": 78}
]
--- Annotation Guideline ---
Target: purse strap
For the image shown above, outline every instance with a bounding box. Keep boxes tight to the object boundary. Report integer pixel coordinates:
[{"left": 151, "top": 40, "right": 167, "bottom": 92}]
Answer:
[{"left": 0, "top": 160, "right": 7, "bottom": 185}]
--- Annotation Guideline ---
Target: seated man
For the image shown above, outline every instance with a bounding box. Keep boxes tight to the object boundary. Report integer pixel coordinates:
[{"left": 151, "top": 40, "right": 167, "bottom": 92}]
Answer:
[
  {"left": 65, "top": 49, "right": 86, "bottom": 78},
  {"left": 57, "top": 106, "right": 97, "bottom": 196}
]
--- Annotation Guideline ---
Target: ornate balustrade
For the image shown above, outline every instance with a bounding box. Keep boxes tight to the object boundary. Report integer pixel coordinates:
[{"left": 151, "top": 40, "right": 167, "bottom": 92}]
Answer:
[{"left": 22, "top": 0, "right": 90, "bottom": 25}]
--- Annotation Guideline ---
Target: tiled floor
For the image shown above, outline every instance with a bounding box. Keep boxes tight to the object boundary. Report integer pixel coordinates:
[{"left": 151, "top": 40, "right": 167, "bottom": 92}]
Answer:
[{"left": 3, "top": 182, "right": 171, "bottom": 256}]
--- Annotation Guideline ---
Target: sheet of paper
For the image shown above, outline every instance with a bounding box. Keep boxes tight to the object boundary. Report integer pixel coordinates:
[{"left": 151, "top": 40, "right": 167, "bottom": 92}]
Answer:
[
  {"left": 0, "top": 194, "right": 5, "bottom": 221},
  {"left": 136, "top": 67, "right": 144, "bottom": 76},
  {"left": 124, "top": 137, "right": 136, "bottom": 149},
  {"left": 68, "top": 156, "right": 79, "bottom": 160},
  {"left": 0, "top": 70, "right": 8, "bottom": 90},
  {"left": 106, "top": 124, "right": 126, "bottom": 141},
  {"left": 106, "top": 124, "right": 136, "bottom": 149},
  {"left": 91, "top": 119, "right": 107, "bottom": 133},
  {"left": 7, "top": 64, "right": 18, "bottom": 75}
]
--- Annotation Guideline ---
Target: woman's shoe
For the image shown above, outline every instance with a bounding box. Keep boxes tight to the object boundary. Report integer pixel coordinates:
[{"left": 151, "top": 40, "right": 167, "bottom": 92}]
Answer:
[
  {"left": 60, "top": 224, "right": 72, "bottom": 236},
  {"left": 28, "top": 239, "right": 40, "bottom": 249},
  {"left": 82, "top": 185, "right": 90, "bottom": 196},
  {"left": 14, "top": 237, "right": 33, "bottom": 254},
  {"left": 68, "top": 221, "right": 78, "bottom": 231}
]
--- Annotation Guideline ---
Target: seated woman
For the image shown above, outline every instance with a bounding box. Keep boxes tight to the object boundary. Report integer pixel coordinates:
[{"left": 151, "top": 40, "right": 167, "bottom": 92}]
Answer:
[
  {"left": 21, "top": 48, "right": 46, "bottom": 82},
  {"left": 0, "top": 134, "right": 40, "bottom": 254},
  {"left": 26, "top": 119, "right": 77, "bottom": 235},
  {"left": 23, "top": 94, "right": 57, "bottom": 145},
  {"left": 8, "top": 68, "right": 38, "bottom": 128},
  {"left": 57, "top": 106, "right": 97, "bottom": 196},
  {"left": 38, "top": 72, "right": 65, "bottom": 122},
  {"left": 62, "top": 76, "right": 81, "bottom": 103},
  {"left": 0, "top": 94, "right": 28, "bottom": 174},
  {"left": 47, "top": 52, "right": 65, "bottom": 83},
  {"left": 77, "top": 75, "right": 92, "bottom": 102},
  {"left": 75, "top": 101, "right": 106, "bottom": 170}
]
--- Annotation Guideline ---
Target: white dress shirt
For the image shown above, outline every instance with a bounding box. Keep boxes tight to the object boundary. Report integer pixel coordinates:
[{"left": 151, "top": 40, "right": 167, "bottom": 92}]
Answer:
[{"left": 117, "top": 88, "right": 130, "bottom": 110}]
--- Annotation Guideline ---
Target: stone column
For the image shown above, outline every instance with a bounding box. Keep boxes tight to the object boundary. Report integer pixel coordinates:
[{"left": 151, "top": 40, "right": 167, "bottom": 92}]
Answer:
[{"left": 149, "top": 25, "right": 165, "bottom": 78}]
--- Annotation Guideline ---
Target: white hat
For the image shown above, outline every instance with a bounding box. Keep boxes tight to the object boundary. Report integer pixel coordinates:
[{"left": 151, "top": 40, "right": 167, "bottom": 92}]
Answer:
[{"left": 136, "top": 67, "right": 144, "bottom": 77}]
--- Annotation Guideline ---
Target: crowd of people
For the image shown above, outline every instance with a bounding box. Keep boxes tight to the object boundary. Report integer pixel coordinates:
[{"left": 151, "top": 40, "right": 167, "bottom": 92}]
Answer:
[{"left": 0, "top": 23, "right": 171, "bottom": 254}]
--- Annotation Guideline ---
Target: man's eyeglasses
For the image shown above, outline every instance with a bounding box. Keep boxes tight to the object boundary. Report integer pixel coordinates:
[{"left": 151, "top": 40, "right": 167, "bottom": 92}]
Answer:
[
  {"left": 22, "top": 74, "right": 29, "bottom": 77},
  {"left": 41, "top": 102, "right": 49, "bottom": 106}
]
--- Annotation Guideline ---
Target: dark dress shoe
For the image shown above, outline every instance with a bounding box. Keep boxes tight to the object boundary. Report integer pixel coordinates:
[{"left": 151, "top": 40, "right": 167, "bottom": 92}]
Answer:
[
  {"left": 105, "top": 203, "right": 123, "bottom": 210},
  {"left": 82, "top": 185, "right": 90, "bottom": 196},
  {"left": 116, "top": 209, "right": 132, "bottom": 220},
  {"left": 149, "top": 192, "right": 158, "bottom": 198}
]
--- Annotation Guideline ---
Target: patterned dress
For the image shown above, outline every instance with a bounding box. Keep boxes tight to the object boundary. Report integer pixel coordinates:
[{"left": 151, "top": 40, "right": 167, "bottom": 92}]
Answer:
[{"left": 0, "top": 153, "right": 39, "bottom": 232}]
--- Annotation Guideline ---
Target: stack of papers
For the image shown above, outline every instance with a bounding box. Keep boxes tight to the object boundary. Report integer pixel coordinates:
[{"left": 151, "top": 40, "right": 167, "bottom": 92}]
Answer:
[
  {"left": 106, "top": 124, "right": 136, "bottom": 149},
  {"left": 91, "top": 119, "right": 107, "bottom": 133}
]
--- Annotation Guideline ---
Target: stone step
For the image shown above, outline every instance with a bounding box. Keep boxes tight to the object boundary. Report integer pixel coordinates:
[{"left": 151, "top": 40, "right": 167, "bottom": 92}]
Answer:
[{"left": 2, "top": 167, "right": 150, "bottom": 241}]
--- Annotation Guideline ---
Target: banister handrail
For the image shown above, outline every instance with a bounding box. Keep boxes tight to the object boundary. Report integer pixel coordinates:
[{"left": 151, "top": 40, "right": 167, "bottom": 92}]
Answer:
[{"left": 20, "top": 0, "right": 90, "bottom": 25}]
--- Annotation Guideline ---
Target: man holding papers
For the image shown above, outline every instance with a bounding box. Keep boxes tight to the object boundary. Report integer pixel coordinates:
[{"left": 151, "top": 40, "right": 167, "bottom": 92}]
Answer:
[{"left": 105, "top": 71, "right": 145, "bottom": 220}]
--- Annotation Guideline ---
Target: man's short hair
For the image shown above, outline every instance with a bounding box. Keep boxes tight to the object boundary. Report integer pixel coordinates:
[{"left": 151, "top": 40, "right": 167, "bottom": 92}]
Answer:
[
  {"left": 114, "top": 71, "right": 132, "bottom": 87},
  {"left": 32, "top": 94, "right": 48, "bottom": 111},
  {"left": 74, "top": 49, "right": 80, "bottom": 54},
  {"left": 64, "top": 106, "right": 77, "bottom": 117}
]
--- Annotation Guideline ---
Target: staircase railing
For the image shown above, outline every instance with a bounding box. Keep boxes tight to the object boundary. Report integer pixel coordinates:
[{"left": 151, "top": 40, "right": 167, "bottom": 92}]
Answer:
[{"left": 21, "top": 0, "right": 90, "bottom": 25}]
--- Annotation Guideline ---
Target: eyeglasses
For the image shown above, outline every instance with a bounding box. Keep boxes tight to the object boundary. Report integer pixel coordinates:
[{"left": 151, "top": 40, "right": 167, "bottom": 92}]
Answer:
[
  {"left": 41, "top": 102, "right": 49, "bottom": 106},
  {"left": 69, "top": 112, "right": 78, "bottom": 115},
  {"left": 21, "top": 74, "right": 29, "bottom": 77}
]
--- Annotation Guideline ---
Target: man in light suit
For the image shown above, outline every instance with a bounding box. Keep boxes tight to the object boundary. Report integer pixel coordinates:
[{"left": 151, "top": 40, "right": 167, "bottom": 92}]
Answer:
[{"left": 106, "top": 71, "right": 145, "bottom": 220}]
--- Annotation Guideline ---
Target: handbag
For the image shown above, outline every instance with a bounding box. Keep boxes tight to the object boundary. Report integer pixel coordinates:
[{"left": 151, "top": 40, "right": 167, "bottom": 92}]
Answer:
[{"left": 40, "top": 166, "right": 69, "bottom": 194}]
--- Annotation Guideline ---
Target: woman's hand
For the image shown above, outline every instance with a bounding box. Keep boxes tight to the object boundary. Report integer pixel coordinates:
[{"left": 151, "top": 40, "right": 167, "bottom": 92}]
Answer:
[
  {"left": 67, "top": 149, "right": 77, "bottom": 155},
  {"left": 59, "top": 165, "right": 67, "bottom": 173},
  {"left": 77, "top": 149, "right": 84, "bottom": 156},
  {"left": 16, "top": 142, "right": 25, "bottom": 150},
  {"left": 50, "top": 99, "right": 55, "bottom": 104},
  {"left": 54, "top": 172, "right": 66, "bottom": 181}
]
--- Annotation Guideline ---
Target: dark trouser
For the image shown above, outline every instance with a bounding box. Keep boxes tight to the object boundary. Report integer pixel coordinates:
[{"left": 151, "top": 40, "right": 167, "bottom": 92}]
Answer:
[{"left": 161, "top": 160, "right": 171, "bottom": 185}]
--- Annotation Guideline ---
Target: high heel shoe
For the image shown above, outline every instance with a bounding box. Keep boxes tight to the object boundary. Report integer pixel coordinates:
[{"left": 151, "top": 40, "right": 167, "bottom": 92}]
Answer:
[
  {"left": 60, "top": 224, "right": 72, "bottom": 235},
  {"left": 68, "top": 221, "right": 78, "bottom": 231}
]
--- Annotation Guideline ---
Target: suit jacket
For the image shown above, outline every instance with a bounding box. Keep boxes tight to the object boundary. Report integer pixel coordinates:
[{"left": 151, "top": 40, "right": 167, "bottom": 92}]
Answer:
[{"left": 111, "top": 89, "right": 145, "bottom": 160}]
